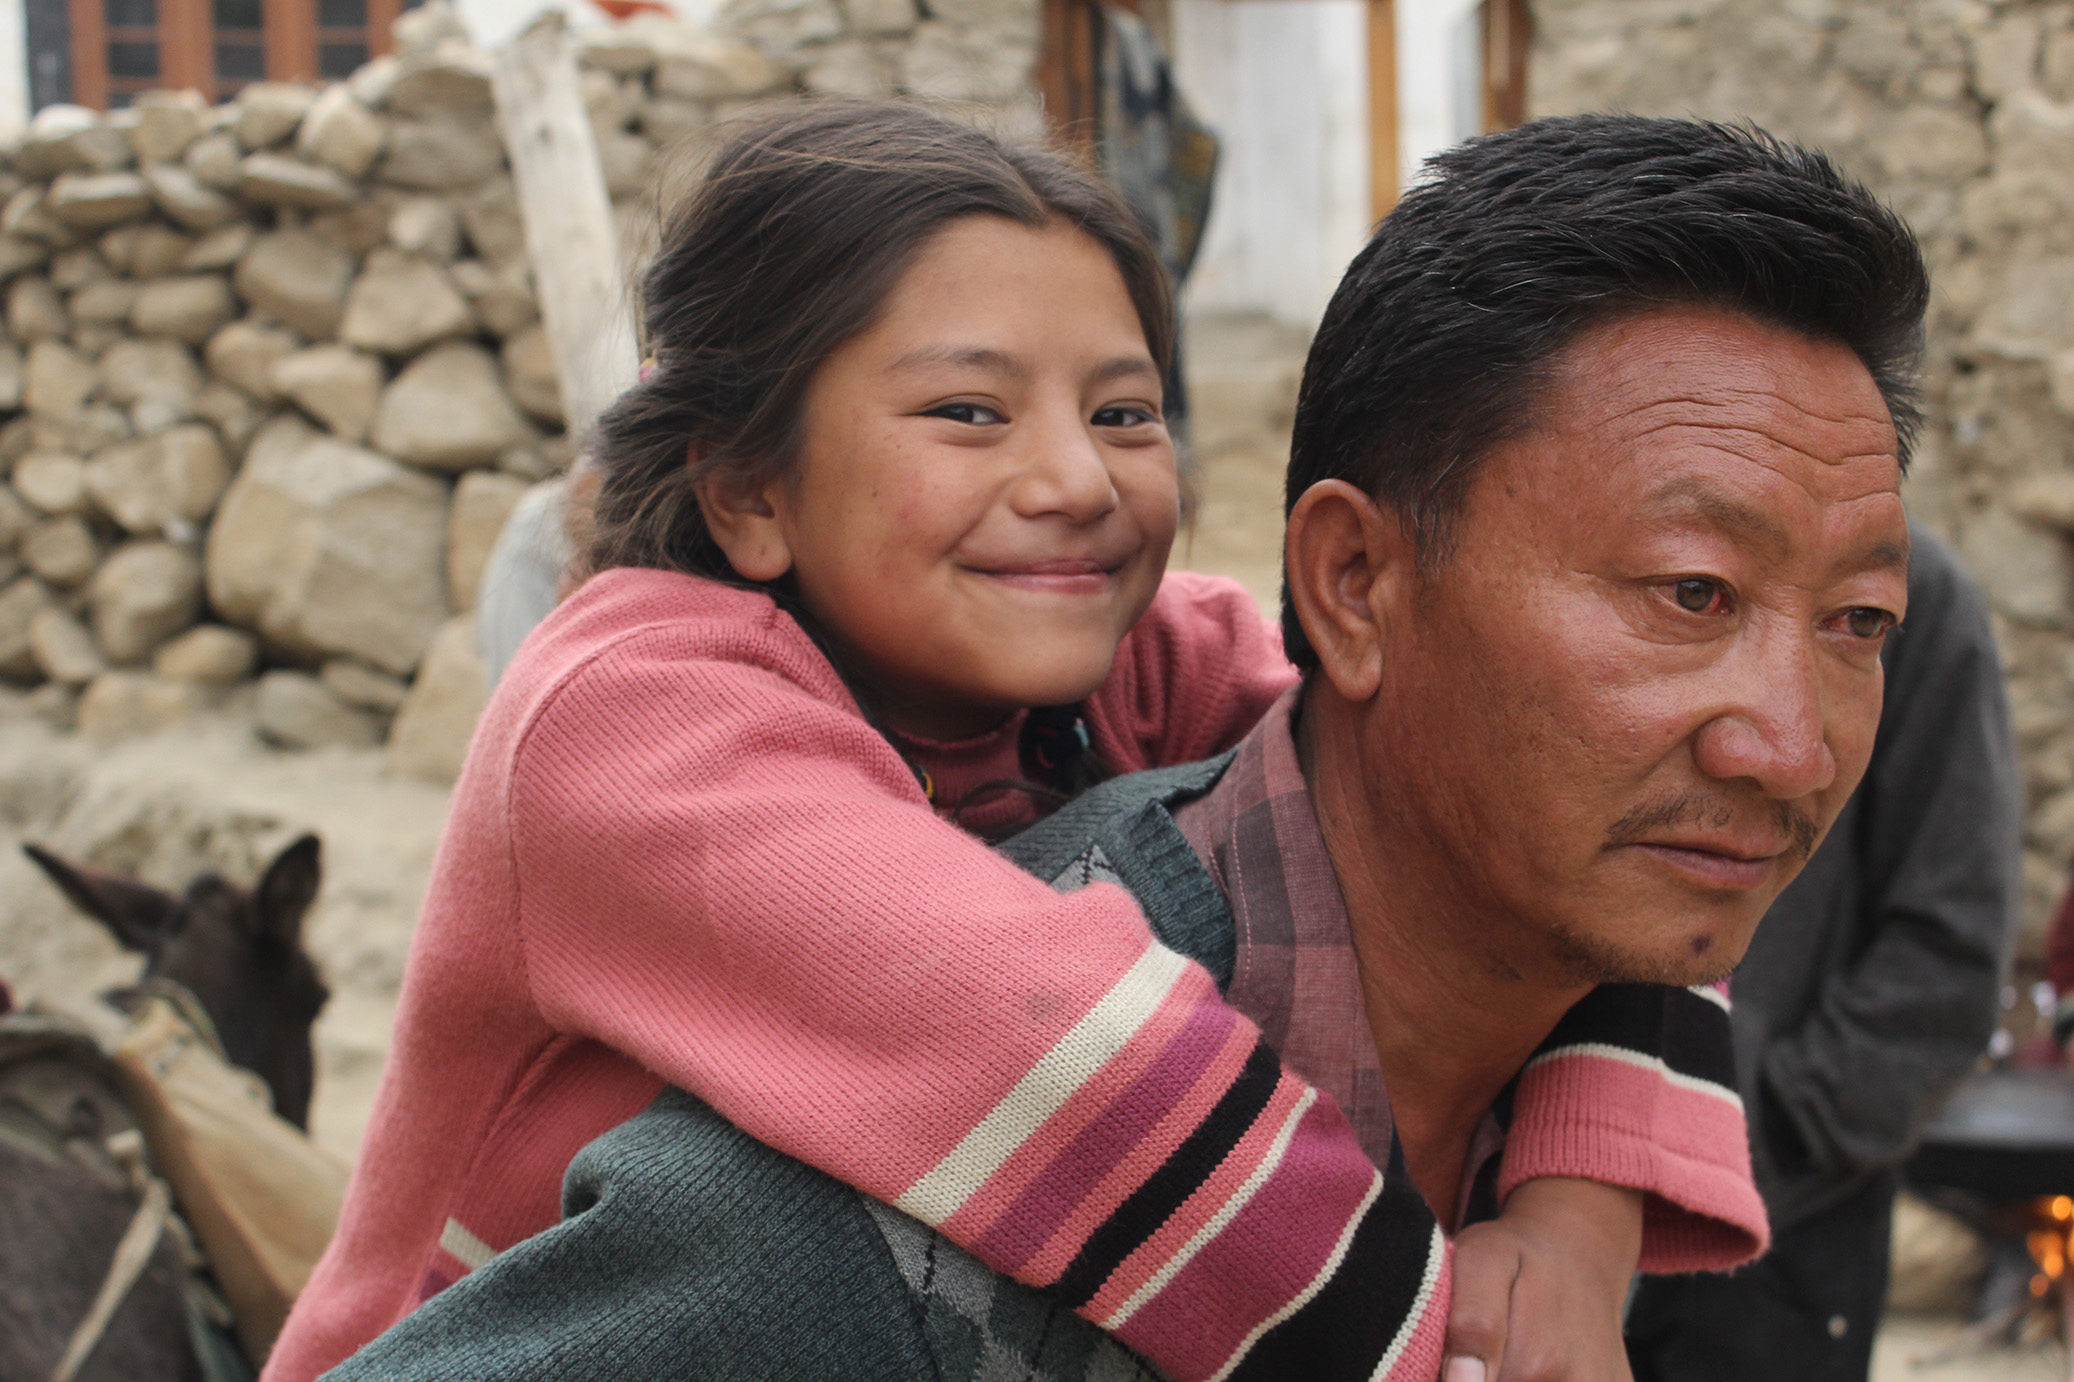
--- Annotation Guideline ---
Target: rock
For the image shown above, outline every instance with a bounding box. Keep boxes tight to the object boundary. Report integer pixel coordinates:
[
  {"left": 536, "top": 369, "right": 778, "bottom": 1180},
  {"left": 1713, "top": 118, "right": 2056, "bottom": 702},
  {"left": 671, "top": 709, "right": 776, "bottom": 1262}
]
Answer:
[
  {"left": 193, "top": 382, "right": 262, "bottom": 457},
  {"left": 238, "top": 153, "right": 359, "bottom": 210},
  {"left": 349, "top": 54, "right": 401, "bottom": 108},
  {"left": 141, "top": 162, "right": 239, "bottom": 232},
  {"left": 47, "top": 246, "right": 109, "bottom": 291},
  {"left": 1887, "top": 1191, "right": 1989, "bottom": 1314},
  {"left": 15, "top": 106, "right": 103, "bottom": 181},
  {"left": 179, "top": 223, "right": 252, "bottom": 272},
  {"left": 182, "top": 130, "right": 245, "bottom": 190},
  {"left": 152, "top": 623, "right": 257, "bottom": 682},
  {"left": 0, "top": 486, "right": 31, "bottom": 547},
  {"left": 446, "top": 470, "right": 528, "bottom": 611},
  {"left": 12, "top": 452, "right": 89, "bottom": 515},
  {"left": 69, "top": 278, "right": 141, "bottom": 325},
  {"left": 76, "top": 671, "right": 205, "bottom": 740},
  {"left": 234, "top": 229, "right": 354, "bottom": 339},
  {"left": 37, "top": 404, "right": 132, "bottom": 457},
  {"left": 449, "top": 258, "right": 536, "bottom": 337},
  {"left": 0, "top": 235, "right": 51, "bottom": 281},
  {"left": 203, "top": 321, "right": 296, "bottom": 401},
  {"left": 0, "top": 342, "right": 26, "bottom": 413},
  {"left": 387, "top": 197, "right": 462, "bottom": 260},
  {"left": 296, "top": 84, "right": 386, "bottom": 178},
  {"left": 651, "top": 35, "right": 785, "bottom": 99},
  {"left": 234, "top": 82, "right": 317, "bottom": 150},
  {"left": 29, "top": 606, "right": 106, "bottom": 684},
  {"left": 127, "top": 225, "right": 194, "bottom": 278},
  {"left": 844, "top": 0, "right": 915, "bottom": 36},
  {"left": 803, "top": 41, "right": 892, "bottom": 97},
  {"left": 596, "top": 129, "right": 655, "bottom": 198},
  {"left": 923, "top": 0, "right": 1035, "bottom": 38},
  {"left": 372, "top": 342, "right": 530, "bottom": 471},
  {"left": 307, "top": 200, "right": 390, "bottom": 258},
  {"left": 89, "top": 540, "right": 204, "bottom": 663},
  {"left": 45, "top": 171, "right": 152, "bottom": 229},
  {"left": 338, "top": 249, "right": 474, "bottom": 356},
  {"left": 97, "top": 222, "right": 141, "bottom": 273},
  {"left": 639, "top": 98, "right": 708, "bottom": 146},
  {"left": 500, "top": 324, "right": 562, "bottom": 425},
  {"left": 386, "top": 615, "right": 486, "bottom": 785},
  {"left": 2010, "top": 473, "right": 2074, "bottom": 531},
  {"left": 7, "top": 276, "right": 67, "bottom": 341},
  {"left": 129, "top": 274, "right": 237, "bottom": 345},
  {"left": 21, "top": 515, "right": 98, "bottom": 585},
  {"left": 0, "top": 575, "right": 53, "bottom": 679},
  {"left": 583, "top": 69, "right": 643, "bottom": 134},
  {"left": 130, "top": 89, "right": 209, "bottom": 164},
  {"left": 393, "top": 0, "right": 470, "bottom": 56},
  {"left": 3, "top": 187, "right": 74, "bottom": 245},
  {"left": 1962, "top": 506, "right": 2073, "bottom": 626},
  {"left": 86, "top": 425, "right": 228, "bottom": 535},
  {"left": 271, "top": 344, "right": 383, "bottom": 442},
  {"left": 386, "top": 50, "right": 496, "bottom": 120},
  {"left": 900, "top": 21, "right": 1035, "bottom": 103},
  {"left": 206, "top": 414, "right": 450, "bottom": 674},
  {"left": 579, "top": 22, "right": 664, "bottom": 74},
  {"left": 321, "top": 657, "right": 409, "bottom": 711},
  {"left": 98, "top": 337, "right": 204, "bottom": 418},
  {"left": 257, "top": 670, "right": 382, "bottom": 749},
  {"left": 23, "top": 341, "right": 97, "bottom": 418},
  {"left": 379, "top": 118, "right": 504, "bottom": 191}
]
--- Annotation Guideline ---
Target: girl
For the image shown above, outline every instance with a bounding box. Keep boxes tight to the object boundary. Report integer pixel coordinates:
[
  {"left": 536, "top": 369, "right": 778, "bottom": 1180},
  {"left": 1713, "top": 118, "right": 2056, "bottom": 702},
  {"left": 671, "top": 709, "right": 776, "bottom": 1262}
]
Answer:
[{"left": 271, "top": 102, "right": 1764, "bottom": 1382}]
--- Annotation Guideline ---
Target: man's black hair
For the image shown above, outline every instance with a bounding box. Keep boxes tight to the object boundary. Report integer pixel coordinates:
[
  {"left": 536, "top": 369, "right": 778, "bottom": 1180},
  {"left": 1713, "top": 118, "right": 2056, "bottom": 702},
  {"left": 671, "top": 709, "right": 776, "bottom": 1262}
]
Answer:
[{"left": 1282, "top": 113, "right": 1930, "bottom": 668}]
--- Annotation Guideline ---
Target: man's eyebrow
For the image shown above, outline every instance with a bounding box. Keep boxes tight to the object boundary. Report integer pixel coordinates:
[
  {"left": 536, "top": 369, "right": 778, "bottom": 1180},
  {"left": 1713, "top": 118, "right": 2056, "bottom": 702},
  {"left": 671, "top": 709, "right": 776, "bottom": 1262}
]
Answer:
[
  {"left": 1848, "top": 536, "right": 1911, "bottom": 574},
  {"left": 1645, "top": 480, "right": 1790, "bottom": 559}
]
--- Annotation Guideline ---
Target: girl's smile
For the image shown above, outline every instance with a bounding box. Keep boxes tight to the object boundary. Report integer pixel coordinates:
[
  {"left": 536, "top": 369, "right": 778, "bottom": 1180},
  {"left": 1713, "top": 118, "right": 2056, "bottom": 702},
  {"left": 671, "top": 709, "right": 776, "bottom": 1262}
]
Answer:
[{"left": 698, "top": 214, "right": 1181, "bottom": 740}]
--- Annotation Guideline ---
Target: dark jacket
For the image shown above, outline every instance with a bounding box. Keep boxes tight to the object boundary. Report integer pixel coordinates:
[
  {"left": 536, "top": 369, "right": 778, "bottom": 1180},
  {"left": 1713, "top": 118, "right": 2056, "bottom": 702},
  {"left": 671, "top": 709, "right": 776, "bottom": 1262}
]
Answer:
[{"left": 1734, "top": 524, "right": 2020, "bottom": 1229}]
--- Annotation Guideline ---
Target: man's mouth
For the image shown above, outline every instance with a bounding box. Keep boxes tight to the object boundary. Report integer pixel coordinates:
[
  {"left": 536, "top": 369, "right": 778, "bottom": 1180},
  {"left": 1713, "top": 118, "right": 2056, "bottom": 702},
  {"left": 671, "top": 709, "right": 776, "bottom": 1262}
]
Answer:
[{"left": 1625, "top": 841, "right": 1786, "bottom": 890}]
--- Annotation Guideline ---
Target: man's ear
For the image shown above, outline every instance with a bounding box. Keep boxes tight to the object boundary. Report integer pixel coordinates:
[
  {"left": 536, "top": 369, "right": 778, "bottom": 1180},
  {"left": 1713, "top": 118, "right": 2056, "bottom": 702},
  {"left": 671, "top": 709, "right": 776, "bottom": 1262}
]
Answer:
[
  {"left": 692, "top": 446, "right": 794, "bottom": 583},
  {"left": 1284, "top": 480, "right": 1413, "bottom": 702}
]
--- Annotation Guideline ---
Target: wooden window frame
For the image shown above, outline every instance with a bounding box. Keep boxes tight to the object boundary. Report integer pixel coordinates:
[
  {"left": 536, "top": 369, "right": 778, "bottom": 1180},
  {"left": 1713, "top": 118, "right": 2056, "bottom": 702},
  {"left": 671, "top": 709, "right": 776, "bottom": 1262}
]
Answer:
[{"left": 65, "top": 0, "right": 403, "bottom": 107}]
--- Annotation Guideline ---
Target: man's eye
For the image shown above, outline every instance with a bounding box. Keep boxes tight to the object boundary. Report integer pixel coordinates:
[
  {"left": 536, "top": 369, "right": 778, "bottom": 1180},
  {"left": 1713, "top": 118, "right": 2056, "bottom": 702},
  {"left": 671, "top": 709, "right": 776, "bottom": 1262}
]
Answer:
[
  {"left": 1092, "top": 405, "right": 1158, "bottom": 428},
  {"left": 1844, "top": 607, "right": 1897, "bottom": 639},
  {"left": 926, "top": 403, "right": 1003, "bottom": 425},
  {"left": 1672, "top": 578, "right": 1729, "bottom": 614}
]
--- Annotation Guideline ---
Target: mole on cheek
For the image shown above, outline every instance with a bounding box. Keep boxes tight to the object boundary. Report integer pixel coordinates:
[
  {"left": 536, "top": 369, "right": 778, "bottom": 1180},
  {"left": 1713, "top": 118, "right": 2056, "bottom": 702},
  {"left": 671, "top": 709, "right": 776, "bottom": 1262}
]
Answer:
[{"left": 1691, "top": 935, "right": 1714, "bottom": 955}]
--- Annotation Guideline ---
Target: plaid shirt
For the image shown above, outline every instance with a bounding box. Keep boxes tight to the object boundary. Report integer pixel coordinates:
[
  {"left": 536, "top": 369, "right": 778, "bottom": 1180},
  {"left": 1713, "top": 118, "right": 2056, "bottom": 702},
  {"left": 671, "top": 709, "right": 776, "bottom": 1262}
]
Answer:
[{"left": 1171, "top": 687, "right": 1506, "bottom": 1223}]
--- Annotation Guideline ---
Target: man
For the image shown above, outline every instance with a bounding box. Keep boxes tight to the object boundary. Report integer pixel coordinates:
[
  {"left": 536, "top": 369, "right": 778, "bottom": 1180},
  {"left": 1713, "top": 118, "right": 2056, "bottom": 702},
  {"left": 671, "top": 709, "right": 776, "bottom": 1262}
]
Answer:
[
  {"left": 325, "top": 115, "right": 1927, "bottom": 1381},
  {"left": 1625, "top": 527, "right": 2018, "bottom": 1381}
]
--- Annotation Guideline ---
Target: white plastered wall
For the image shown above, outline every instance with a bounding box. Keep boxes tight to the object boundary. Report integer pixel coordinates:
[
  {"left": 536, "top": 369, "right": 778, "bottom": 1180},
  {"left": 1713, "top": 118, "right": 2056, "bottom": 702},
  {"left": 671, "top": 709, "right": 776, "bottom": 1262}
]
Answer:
[{"left": 0, "top": 0, "right": 28, "bottom": 136}]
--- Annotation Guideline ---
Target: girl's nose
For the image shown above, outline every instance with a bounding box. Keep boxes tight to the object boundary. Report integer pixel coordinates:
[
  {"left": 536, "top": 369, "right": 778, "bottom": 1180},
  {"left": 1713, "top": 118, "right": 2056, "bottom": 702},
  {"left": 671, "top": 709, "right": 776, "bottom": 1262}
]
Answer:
[{"left": 1013, "top": 411, "right": 1120, "bottom": 523}]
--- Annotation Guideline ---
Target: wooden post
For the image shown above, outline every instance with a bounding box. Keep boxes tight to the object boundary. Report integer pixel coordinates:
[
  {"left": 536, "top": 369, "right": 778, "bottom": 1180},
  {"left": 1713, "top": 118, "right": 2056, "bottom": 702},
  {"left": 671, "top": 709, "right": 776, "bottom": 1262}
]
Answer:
[
  {"left": 67, "top": 0, "right": 107, "bottom": 109},
  {"left": 158, "top": 0, "right": 216, "bottom": 100},
  {"left": 491, "top": 14, "right": 640, "bottom": 439},
  {"left": 263, "top": 0, "right": 317, "bottom": 81},
  {"left": 1366, "top": 0, "right": 1396, "bottom": 223},
  {"left": 1481, "top": 0, "right": 1529, "bottom": 133}
]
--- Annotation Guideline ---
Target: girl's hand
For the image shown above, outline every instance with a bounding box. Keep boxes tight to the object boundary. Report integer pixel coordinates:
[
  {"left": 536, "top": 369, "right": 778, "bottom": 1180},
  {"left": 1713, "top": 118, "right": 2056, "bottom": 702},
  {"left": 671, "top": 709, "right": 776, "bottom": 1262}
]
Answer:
[{"left": 1442, "top": 1177, "right": 1643, "bottom": 1381}]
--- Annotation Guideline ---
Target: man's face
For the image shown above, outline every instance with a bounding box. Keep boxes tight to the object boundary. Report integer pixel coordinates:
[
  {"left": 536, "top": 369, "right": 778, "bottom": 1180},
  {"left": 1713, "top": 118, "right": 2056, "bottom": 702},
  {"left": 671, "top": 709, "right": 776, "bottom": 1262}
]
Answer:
[{"left": 1368, "top": 307, "right": 1909, "bottom": 986}]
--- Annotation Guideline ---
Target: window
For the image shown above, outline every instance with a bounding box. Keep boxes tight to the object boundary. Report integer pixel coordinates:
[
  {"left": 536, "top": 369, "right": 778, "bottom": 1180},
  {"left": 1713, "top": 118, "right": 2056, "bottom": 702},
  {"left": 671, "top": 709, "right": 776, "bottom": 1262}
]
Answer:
[{"left": 54, "top": 0, "right": 419, "bottom": 109}]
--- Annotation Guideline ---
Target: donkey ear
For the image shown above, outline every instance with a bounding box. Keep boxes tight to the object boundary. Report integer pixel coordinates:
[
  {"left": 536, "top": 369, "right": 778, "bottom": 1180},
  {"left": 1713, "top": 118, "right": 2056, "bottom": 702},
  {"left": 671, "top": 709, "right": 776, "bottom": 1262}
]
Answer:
[
  {"left": 255, "top": 834, "right": 322, "bottom": 947},
  {"left": 22, "top": 843, "right": 180, "bottom": 955}
]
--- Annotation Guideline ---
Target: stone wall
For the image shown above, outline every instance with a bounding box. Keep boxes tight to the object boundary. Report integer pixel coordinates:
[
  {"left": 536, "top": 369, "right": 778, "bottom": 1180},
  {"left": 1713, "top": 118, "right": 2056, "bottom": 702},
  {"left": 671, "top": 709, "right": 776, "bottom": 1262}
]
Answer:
[
  {"left": 1532, "top": 0, "right": 2074, "bottom": 960},
  {"left": 0, "top": 0, "right": 1041, "bottom": 783}
]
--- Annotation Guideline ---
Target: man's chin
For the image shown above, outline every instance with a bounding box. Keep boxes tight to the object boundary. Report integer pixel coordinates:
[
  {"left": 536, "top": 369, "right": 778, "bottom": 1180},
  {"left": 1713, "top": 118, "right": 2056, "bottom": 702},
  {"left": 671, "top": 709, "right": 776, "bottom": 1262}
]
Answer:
[{"left": 1544, "top": 916, "right": 1756, "bottom": 988}]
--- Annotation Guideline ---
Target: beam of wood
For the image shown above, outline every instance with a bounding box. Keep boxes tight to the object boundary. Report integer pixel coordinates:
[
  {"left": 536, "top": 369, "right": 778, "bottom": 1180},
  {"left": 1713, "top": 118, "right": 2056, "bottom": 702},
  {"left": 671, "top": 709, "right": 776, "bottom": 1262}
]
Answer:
[
  {"left": 491, "top": 15, "right": 640, "bottom": 440},
  {"left": 263, "top": 0, "right": 317, "bottom": 82},
  {"left": 1367, "top": 0, "right": 1396, "bottom": 224},
  {"left": 1481, "top": 0, "right": 1529, "bottom": 133},
  {"left": 159, "top": 0, "right": 215, "bottom": 100},
  {"left": 68, "top": 0, "right": 107, "bottom": 110}
]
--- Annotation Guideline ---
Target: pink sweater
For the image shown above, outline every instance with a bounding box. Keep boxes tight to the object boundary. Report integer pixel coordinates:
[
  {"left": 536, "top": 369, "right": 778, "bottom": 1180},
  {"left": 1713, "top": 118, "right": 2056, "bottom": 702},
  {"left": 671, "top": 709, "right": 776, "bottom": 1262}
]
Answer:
[{"left": 270, "top": 568, "right": 1763, "bottom": 1382}]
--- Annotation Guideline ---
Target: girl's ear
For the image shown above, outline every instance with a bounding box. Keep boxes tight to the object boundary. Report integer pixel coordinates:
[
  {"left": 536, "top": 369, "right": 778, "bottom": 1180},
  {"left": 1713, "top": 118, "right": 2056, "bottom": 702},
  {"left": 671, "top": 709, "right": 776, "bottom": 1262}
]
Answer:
[{"left": 693, "top": 447, "right": 795, "bottom": 582}]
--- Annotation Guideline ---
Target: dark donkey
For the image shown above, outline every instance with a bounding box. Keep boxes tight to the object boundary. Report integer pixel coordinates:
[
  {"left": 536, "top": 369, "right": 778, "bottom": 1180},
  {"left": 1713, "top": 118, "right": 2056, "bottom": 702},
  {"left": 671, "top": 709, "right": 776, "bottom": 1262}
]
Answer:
[{"left": 1, "top": 836, "right": 328, "bottom": 1382}]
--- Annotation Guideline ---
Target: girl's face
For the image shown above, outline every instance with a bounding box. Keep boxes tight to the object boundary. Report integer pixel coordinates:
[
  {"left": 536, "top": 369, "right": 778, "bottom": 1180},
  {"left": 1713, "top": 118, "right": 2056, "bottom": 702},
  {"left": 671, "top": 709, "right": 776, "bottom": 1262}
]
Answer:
[{"left": 712, "top": 215, "right": 1180, "bottom": 739}]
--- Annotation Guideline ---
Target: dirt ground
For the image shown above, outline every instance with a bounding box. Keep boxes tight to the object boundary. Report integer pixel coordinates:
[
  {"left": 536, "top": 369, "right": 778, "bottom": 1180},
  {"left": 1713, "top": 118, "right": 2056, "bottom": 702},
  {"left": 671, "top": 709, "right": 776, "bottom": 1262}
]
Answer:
[{"left": 0, "top": 313, "right": 2036, "bottom": 1376}]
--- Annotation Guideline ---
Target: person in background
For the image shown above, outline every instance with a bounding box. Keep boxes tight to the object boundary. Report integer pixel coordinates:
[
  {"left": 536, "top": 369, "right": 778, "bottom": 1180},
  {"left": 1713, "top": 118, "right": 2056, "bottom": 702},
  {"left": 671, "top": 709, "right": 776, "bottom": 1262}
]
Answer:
[{"left": 1626, "top": 524, "right": 2020, "bottom": 1382}]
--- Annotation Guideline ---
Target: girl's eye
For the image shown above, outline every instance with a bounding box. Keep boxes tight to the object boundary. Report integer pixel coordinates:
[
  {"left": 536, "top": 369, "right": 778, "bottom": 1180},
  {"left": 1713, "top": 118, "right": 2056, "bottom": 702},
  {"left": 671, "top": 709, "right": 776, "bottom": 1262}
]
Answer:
[
  {"left": 1671, "top": 577, "right": 1730, "bottom": 615},
  {"left": 1843, "top": 607, "right": 1897, "bottom": 640},
  {"left": 926, "top": 403, "right": 1004, "bottom": 426},
  {"left": 1092, "top": 405, "right": 1158, "bottom": 428}
]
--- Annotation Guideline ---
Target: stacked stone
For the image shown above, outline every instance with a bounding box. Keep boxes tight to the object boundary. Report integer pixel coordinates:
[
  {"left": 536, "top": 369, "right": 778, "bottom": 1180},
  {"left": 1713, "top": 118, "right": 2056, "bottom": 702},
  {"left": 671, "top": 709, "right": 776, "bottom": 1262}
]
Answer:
[
  {"left": 1532, "top": 0, "right": 2074, "bottom": 958},
  {"left": 0, "top": 0, "right": 1042, "bottom": 783}
]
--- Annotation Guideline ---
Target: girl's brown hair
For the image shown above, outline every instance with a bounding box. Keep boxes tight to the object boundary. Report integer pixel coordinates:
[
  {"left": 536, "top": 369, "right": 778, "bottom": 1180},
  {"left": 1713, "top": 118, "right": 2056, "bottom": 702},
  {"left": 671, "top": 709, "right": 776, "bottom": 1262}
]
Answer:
[{"left": 588, "top": 99, "right": 1176, "bottom": 580}]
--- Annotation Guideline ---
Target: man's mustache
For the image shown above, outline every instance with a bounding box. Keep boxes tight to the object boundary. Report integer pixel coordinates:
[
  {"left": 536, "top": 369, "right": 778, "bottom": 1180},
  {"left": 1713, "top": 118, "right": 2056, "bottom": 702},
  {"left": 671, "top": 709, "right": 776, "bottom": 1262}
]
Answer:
[{"left": 1606, "top": 792, "right": 1820, "bottom": 861}]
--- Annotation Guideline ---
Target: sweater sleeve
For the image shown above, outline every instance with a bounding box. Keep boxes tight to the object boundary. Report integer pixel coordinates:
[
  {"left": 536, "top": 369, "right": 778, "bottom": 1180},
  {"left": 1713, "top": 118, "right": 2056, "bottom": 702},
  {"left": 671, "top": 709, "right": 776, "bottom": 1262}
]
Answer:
[
  {"left": 505, "top": 628, "right": 1442, "bottom": 1382},
  {"left": 1497, "top": 983, "right": 1769, "bottom": 1273},
  {"left": 1087, "top": 571, "right": 1299, "bottom": 773}
]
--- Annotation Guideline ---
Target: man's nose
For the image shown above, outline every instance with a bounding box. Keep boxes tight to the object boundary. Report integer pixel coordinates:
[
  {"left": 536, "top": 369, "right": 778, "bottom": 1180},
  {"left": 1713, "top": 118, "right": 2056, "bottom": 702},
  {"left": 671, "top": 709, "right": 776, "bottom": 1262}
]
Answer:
[
  {"left": 1013, "top": 406, "right": 1120, "bottom": 523},
  {"left": 1690, "top": 624, "right": 1840, "bottom": 800}
]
